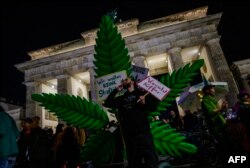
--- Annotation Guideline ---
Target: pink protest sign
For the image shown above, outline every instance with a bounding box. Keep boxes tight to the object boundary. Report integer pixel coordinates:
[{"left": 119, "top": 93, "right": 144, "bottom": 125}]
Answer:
[{"left": 137, "top": 76, "right": 171, "bottom": 101}]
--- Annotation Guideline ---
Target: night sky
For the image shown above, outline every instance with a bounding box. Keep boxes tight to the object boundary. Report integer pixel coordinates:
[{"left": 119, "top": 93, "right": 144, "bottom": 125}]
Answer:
[{"left": 1, "top": 0, "right": 250, "bottom": 105}]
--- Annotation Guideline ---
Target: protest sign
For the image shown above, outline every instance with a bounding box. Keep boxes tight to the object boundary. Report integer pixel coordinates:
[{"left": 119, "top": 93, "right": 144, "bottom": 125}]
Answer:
[
  {"left": 95, "top": 70, "right": 127, "bottom": 101},
  {"left": 131, "top": 65, "right": 149, "bottom": 82},
  {"left": 137, "top": 76, "right": 171, "bottom": 101}
]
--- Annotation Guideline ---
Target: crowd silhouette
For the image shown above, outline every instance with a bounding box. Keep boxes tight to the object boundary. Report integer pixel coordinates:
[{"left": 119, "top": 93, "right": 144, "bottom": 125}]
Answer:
[
  {"left": 1, "top": 89, "right": 249, "bottom": 168},
  {"left": 14, "top": 116, "right": 86, "bottom": 168}
]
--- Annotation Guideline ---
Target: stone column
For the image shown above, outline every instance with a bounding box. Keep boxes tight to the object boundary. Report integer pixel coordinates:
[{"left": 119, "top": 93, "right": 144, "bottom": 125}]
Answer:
[
  {"left": 25, "top": 81, "right": 37, "bottom": 117},
  {"left": 57, "top": 74, "right": 70, "bottom": 94},
  {"left": 56, "top": 75, "right": 70, "bottom": 124},
  {"left": 206, "top": 38, "right": 238, "bottom": 105},
  {"left": 88, "top": 67, "right": 98, "bottom": 103},
  {"left": 133, "top": 55, "right": 146, "bottom": 68},
  {"left": 167, "top": 47, "right": 184, "bottom": 117},
  {"left": 168, "top": 47, "right": 184, "bottom": 70}
]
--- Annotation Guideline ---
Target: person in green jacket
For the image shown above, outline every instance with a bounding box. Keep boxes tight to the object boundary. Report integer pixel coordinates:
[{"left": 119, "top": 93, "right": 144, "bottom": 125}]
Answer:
[
  {"left": 201, "top": 85, "right": 233, "bottom": 165},
  {"left": 201, "top": 85, "right": 227, "bottom": 142},
  {"left": 0, "top": 105, "right": 19, "bottom": 168}
]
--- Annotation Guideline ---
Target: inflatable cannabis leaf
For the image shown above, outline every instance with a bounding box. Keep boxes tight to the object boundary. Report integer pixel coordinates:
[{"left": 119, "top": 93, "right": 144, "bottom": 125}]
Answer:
[
  {"left": 32, "top": 94, "right": 109, "bottom": 130},
  {"left": 31, "top": 14, "right": 205, "bottom": 165},
  {"left": 151, "top": 121, "right": 197, "bottom": 156},
  {"left": 93, "top": 15, "right": 132, "bottom": 77}
]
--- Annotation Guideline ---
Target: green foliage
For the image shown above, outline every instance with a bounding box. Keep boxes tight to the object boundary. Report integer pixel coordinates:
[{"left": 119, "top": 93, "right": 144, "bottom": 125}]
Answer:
[
  {"left": 149, "top": 59, "right": 204, "bottom": 117},
  {"left": 32, "top": 93, "right": 109, "bottom": 130},
  {"left": 93, "top": 15, "right": 132, "bottom": 77},
  {"left": 151, "top": 121, "right": 197, "bottom": 156},
  {"left": 80, "top": 130, "right": 116, "bottom": 164}
]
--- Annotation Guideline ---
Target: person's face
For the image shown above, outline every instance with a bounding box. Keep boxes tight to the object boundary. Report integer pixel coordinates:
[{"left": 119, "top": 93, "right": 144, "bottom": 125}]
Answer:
[
  {"left": 208, "top": 87, "right": 215, "bottom": 96},
  {"left": 21, "top": 121, "right": 30, "bottom": 130},
  {"left": 20, "top": 121, "right": 26, "bottom": 128},
  {"left": 170, "top": 110, "right": 175, "bottom": 116},
  {"left": 222, "top": 101, "right": 229, "bottom": 109},
  {"left": 243, "top": 95, "right": 250, "bottom": 102},
  {"left": 122, "top": 78, "right": 133, "bottom": 89},
  {"left": 30, "top": 118, "right": 39, "bottom": 128}
]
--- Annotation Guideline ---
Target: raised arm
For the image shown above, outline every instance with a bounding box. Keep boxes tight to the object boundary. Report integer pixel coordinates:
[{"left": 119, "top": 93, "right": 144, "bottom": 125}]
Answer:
[{"left": 103, "top": 88, "right": 119, "bottom": 108}]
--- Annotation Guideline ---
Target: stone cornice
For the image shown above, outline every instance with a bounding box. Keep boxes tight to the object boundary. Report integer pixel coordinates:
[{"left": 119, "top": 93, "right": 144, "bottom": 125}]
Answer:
[
  {"left": 16, "top": 12, "right": 222, "bottom": 72},
  {"left": 124, "top": 14, "right": 221, "bottom": 54},
  {"left": 25, "top": 7, "right": 209, "bottom": 61},
  {"left": 15, "top": 45, "right": 95, "bottom": 72},
  {"left": 28, "top": 39, "right": 84, "bottom": 60},
  {"left": 232, "top": 58, "right": 250, "bottom": 66},
  {"left": 231, "top": 59, "right": 250, "bottom": 75},
  {"left": 23, "top": 56, "right": 91, "bottom": 82},
  {"left": 81, "top": 18, "right": 139, "bottom": 45},
  {"left": 139, "top": 6, "right": 208, "bottom": 31},
  {"left": 136, "top": 12, "right": 222, "bottom": 39}
]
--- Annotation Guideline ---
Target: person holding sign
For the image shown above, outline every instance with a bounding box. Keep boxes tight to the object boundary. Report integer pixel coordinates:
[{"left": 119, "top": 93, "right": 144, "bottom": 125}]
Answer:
[{"left": 104, "top": 77, "right": 158, "bottom": 168}]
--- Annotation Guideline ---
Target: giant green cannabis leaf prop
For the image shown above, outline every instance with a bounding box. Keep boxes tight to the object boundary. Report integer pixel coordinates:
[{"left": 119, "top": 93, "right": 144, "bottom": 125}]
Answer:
[
  {"left": 151, "top": 121, "right": 196, "bottom": 156},
  {"left": 31, "top": 14, "right": 205, "bottom": 165},
  {"left": 32, "top": 93, "right": 109, "bottom": 130},
  {"left": 93, "top": 15, "right": 132, "bottom": 77}
]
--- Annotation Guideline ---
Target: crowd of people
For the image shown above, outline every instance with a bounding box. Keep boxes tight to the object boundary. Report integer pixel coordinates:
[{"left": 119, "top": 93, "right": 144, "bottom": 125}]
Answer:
[
  {"left": 1, "top": 80, "right": 250, "bottom": 168},
  {"left": 0, "top": 110, "right": 87, "bottom": 168},
  {"left": 161, "top": 85, "right": 250, "bottom": 165}
]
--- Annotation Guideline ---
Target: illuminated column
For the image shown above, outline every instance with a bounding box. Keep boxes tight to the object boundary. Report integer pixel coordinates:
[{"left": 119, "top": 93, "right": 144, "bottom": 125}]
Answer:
[
  {"left": 88, "top": 67, "right": 97, "bottom": 103},
  {"left": 133, "top": 55, "right": 146, "bottom": 68},
  {"left": 57, "top": 74, "right": 70, "bottom": 94},
  {"left": 206, "top": 38, "right": 238, "bottom": 105},
  {"left": 206, "top": 38, "right": 231, "bottom": 81},
  {"left": 168, "top": 47, "right": 184, "bottom": 70},
  {"left": 25, "top": 81, "right": 37, "bottom": 117},
  {"left": 56, "top": 75, "right": 70, "bottom": 124},
  {"left": 167, "top": 47, "right": 184, "bottom": 116}
]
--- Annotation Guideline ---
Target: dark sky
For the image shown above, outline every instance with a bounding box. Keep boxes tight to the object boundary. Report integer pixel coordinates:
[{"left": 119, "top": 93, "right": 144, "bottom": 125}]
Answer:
[{"left": 1, "top": 0, "right": 250, "bottom": 105}]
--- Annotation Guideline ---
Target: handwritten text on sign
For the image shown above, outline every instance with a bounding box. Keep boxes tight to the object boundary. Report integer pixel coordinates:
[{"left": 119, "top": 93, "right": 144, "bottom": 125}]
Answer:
[
  {"left": 95, "top": 70, "right": 127, "bottom": 101},
  {"left": 137, "top": 76, "right": 171, "bottom": 101}
]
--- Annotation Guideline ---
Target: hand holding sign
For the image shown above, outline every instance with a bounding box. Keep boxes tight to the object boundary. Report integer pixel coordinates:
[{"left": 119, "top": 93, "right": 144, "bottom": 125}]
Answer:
[{"left": 137, "top": 92, "right": 149, "bottom": 103}]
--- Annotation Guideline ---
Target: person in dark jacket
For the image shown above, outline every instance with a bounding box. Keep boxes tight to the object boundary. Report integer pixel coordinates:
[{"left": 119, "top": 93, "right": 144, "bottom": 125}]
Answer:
[
  {"left": 237, "top": 92, "right": 250, "bottom": 152},
  {"left": 237, "top": 92, "right": 250, "bottom": 136},
  {"left": 52, "top": 124, "right": 65, "bottom": 168},
  {"left": 168, "top": 110, "right": 183, "bottom": 131},
  {"left": 104, "top": 77, "right": 158, "bottom": 168},
  {"left": 59, "top": 125, "right": 80, "bottom": 168},
  {"left": 15, "top": 118, "right": 32, "bottom": 168},
  {"left": 28, "top": 116, "right": 49, "bottom": 168},
  {"left": 183, "top": 110, "right": 198, "bottom": 132}
]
